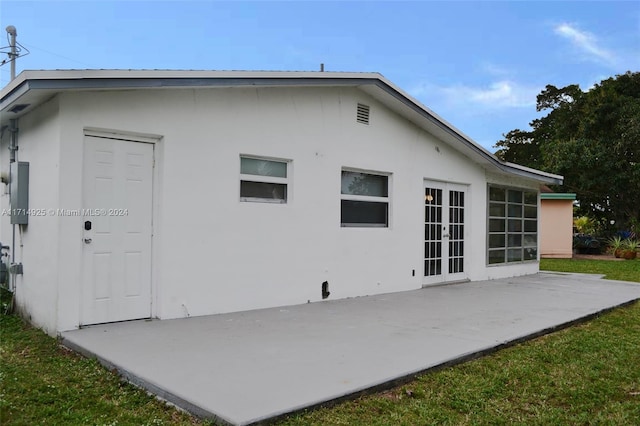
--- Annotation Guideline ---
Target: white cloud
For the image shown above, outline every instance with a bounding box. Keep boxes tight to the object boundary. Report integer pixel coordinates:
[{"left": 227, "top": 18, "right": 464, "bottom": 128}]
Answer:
[
  {"left": 411, "top": 80, "right": 540, "bottom": 109},
  {"left": 554, "top": 23, "right": 616, "bottom": 66},
  {"left": 479, "top": 62, "right": 510, "bottom": 77}
]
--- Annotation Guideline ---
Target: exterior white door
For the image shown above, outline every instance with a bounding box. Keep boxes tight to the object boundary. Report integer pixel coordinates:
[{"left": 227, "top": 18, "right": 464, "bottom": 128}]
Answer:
[
  {"left": 81, "top": 136, "right": 154, "bottom": 325},
  {"left": 423, "top": 181, "right": 468, "bottom": 286}
]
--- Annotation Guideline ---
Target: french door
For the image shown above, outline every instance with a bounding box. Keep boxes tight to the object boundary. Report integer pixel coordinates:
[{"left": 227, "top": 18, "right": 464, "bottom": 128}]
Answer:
[{"left": 423, "top": 181, "right": 468, "bottom": 285}]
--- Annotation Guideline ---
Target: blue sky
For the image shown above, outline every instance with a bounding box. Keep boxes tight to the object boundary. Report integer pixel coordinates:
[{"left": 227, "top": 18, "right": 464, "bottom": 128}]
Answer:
[{"left": 1, "top": 1, "right": 638, "bottom": 151}]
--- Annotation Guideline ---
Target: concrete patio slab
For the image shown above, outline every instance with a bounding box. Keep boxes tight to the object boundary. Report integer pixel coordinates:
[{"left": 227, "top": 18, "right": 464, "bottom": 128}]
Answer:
[{"left": 61, "top": 273, "right": 640, "bottom": 425}]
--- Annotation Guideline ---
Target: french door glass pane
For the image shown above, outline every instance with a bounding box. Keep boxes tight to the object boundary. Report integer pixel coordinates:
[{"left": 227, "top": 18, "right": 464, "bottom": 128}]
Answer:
[
  {"left": 448, "top": 190, "right": 464, "bottom": 274},
  {"left": 425, "top": 187, "right": 443, "bottom": 277}
]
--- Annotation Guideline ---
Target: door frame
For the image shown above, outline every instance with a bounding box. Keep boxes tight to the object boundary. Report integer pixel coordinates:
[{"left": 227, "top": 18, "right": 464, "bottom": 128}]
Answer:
[
  {"left": 423, "top": 179, "right": 469, "bottom": 286},
  {"left": 80, "top": 128, "right": 161, "bottom": 325}
]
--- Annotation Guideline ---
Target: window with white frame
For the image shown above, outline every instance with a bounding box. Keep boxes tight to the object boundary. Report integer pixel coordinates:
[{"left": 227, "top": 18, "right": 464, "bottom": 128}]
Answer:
[
  {"left": 240, "top": 156, "right": 289, "bottom": 203},
  {"left": 487, "top": 185, "right": 538, "bottom": 264},
  {"left": 341, "top": 170, "right": 389, "bottom": 227}
]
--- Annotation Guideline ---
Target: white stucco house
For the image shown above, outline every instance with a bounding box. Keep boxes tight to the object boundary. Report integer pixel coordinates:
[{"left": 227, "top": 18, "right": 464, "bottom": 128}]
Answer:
[{"left": 0, "top": 70, "right": 562, "bottom": 335}]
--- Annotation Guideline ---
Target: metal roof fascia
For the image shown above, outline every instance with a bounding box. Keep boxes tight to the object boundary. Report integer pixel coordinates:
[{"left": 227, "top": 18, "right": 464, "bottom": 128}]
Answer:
[
  {"left": 24, "top": 76, "right": 380, "bottom": 91},
  {"left": 0, "top": 71, "right": 566, "bottom": 185},
  {"left": 498, "top": 164, "right": 563, "bottom": 185},
  {"left": 368, "top": 79, "right": 564, "bottom": 185},
  {"left": 370, "top": 80, "right": 492, "bottom": 157},
  {"left": 0, "top": 81, "right": 32, "bottom": 113},
  {"left": 501, "top": 162, "right": 564, "bottom": 185},
  {"left": 0, "top": 72, "right": 29, "bottom": 99},
  {"left": 11, "top": 69, "right": 381, "bottom": 80},
  {"left": 1, "top": 75, "right": 378, "bottom": 116}
]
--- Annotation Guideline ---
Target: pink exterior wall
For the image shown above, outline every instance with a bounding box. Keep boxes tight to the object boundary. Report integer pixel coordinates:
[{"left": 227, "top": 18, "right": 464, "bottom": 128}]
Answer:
[{"left": 540, "top": 199, "right": 574, "bottom": 258}]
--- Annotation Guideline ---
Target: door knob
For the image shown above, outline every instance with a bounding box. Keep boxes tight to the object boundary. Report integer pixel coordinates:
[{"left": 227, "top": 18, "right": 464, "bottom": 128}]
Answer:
[{"left": 84, "top": 238, "right": 92, "bottom": 244}]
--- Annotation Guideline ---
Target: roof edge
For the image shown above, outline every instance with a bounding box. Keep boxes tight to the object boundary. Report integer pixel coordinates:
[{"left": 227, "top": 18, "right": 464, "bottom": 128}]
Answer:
[
  {"left": 1, "top": 69, "right": 382, "bottom": 97},
  {"left": 501, "top": 162, "right": 564, "bottom": 185},
  {"left": 1, "top": 69, "right": 564, "bottom": 186},
  {"left": 367, "top": 76, "right": 564, "bottom": 185}
]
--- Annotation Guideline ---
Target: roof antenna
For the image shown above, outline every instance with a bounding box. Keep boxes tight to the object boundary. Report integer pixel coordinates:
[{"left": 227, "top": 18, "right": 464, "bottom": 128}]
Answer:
[
  {"left": 5, "top": 26, "right": 18, "bottom": 80},
  {"left": 320, "top": 63, "right": 324, "bottom": 72}
]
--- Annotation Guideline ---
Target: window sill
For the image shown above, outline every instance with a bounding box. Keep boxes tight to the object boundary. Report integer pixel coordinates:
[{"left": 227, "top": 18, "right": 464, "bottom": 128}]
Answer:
[
  {"left": 341, "top": 224, "right": 389, "bottom": 228},
  {"left": 240, "top": 198, "right": 287, "bottom": 204},
  {"left": 487, "top": 259, "right": 538, "bottom": 267}
]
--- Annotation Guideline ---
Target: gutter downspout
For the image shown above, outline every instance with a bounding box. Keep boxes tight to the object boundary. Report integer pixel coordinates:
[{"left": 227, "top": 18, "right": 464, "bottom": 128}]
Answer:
[{"left": 8, "top": 118, "right": 17, "bottom": 292}]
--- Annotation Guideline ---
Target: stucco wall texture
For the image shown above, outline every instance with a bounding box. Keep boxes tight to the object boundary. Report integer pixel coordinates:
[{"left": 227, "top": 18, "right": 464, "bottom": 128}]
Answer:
[{"left": 540, "top": 198, "right": 574, "bottom": 258}]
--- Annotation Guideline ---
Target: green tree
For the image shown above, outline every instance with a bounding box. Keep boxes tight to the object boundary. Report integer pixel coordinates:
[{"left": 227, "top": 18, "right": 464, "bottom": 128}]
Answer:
[{"left": 495, "top": 72, "right": 640, "bottom": 231}]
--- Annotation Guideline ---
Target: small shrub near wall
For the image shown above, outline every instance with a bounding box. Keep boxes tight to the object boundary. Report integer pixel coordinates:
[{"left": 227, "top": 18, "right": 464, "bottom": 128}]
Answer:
[
  {"left": 621, "top": 239, "right": 639, "bottom": 260},
  {"left": 608, "top": 237, "right": 638, "bottom": 260}
]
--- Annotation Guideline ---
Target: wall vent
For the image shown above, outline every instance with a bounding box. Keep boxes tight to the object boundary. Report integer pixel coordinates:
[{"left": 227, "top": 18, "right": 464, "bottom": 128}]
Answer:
[{"left": 356, "top": 103, "right": 370, "bottom": 125}]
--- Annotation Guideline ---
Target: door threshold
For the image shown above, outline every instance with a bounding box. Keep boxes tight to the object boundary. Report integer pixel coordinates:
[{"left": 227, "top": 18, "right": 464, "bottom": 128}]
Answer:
[
  {"left": 79, "top": 317, "right": 153, "bottom": 328},
  {"left": 422, "top": 278, "right": 470, "bottom": 289}
]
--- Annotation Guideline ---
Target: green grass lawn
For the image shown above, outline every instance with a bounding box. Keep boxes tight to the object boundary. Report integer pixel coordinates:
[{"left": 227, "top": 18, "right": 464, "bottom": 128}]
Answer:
[
  {"left": 1, "top": 259, "right": 639, "bottom": 425},
  {"left": 281, "top": 304, "right": 640, "bottom": 425},
  {"left": 280, "top": 258, "right": 640, "bottom": 425},
  {"left": 541, "top": 258, "right": 640, "bottom": 282},
  {"left": 0, "top": 307, "right": 213, "bottom": 425}
]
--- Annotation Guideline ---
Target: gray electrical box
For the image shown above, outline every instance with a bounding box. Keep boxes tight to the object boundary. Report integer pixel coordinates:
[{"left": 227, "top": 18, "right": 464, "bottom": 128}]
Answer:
[{"left": 10, "top": 161, "right": 29, "bottom": 225}]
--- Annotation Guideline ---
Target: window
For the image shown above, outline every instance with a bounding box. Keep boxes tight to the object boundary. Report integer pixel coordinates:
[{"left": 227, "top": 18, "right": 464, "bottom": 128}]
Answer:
[
  {"left": 240, "top": 156, "right": 289, "bottom": 203},
  {"left": 487, "top": 185, "right": 537, "bottom": 264},
  {"left": 341, "top": 170, "right": 389, "bottom": 227}
]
